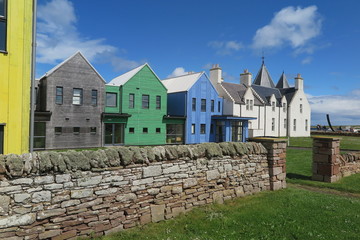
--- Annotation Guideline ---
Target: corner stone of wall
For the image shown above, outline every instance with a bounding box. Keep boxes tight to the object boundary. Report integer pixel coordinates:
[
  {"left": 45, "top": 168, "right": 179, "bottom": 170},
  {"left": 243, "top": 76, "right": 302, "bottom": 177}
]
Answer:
[
  {"left": 312, "top": 136, "right": 341, "bottom": 182},
  {"left": 249, "top": 138, "right": 287, "bottom": 190},
  {"left": 0, "top": 141, "right": 286, "bottom": 239}
]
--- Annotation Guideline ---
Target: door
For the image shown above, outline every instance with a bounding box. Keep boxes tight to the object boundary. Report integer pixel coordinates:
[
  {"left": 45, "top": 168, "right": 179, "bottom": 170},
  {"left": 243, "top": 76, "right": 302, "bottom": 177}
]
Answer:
[
  {"left": 104, "top": 123, "right": 124, "bottom": 145},
  {"left": 0, "top": 126, "right": 4, "bottom": 154},
  {"left": 215, "top": 121, "right": 225, "bottom": 142},
  {"left": 231, "top": 121, "right": 243, "bottom": 142}
]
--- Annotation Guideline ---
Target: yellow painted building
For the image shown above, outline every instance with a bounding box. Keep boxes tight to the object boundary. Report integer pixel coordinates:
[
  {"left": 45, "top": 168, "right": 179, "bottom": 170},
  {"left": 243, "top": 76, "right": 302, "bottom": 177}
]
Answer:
[{"left": 0, "top": 0, "right": 34, "bottom": 154}]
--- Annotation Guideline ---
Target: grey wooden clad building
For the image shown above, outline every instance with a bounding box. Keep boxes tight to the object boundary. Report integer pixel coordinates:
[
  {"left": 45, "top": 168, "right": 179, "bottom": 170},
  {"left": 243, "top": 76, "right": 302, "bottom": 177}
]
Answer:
[{"left": 34, "top": 52, "right": 105, "bottom": 150}]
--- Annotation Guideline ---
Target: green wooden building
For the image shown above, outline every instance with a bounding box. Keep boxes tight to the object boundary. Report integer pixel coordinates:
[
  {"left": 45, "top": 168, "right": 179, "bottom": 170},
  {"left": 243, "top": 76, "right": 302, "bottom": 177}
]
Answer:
[{"left": 103, "top": 64, "right": 167, "bottom": 145}]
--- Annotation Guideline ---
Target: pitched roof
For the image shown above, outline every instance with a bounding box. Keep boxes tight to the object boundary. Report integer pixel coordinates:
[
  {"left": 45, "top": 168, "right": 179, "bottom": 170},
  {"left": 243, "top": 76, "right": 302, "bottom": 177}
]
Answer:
[
  {"left": 253, "top": 63, "right": 275, "bottom": 88},
  {"left": 251, "top": 85, "right": 282, "bottom": 106},
  {"left": 108, "top": 64, "right": 146, "bottom": 86},
  {"left": 161, "top": 72, "right": 203, "bottom": 93},
  {"left": 276, "top": 72, "right": 290, "bottom": 88},
  {"left": 221, "top": 82, "right": 263, "bottom": 106},
  {"left": 39, "top": 51, "right": 106, "bottom": 83},
  {"left": 279, "top": 87, "right": 297, "bottom": 103}
]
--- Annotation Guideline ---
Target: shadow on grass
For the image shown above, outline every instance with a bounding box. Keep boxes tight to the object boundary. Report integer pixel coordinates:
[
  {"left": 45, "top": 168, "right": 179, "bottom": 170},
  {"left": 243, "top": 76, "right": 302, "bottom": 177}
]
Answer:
[{"left": 287, "top": 173, "right": 311, "bottom": 180}]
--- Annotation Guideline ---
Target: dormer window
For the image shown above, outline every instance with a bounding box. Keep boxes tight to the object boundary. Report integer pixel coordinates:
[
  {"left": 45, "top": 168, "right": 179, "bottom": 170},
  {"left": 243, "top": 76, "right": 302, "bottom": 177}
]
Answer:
[
  {"left": 246, "top": 99, "right": 250, "bottom": 110},
  {"left": 283, "top": 103, "right": 286, "bottom": 112},
  {"left": 250, "top": 100, "right": 253, "bottom": 110},
  {"left": 272, "top": 101, "right": 275, "bottom": 111}
]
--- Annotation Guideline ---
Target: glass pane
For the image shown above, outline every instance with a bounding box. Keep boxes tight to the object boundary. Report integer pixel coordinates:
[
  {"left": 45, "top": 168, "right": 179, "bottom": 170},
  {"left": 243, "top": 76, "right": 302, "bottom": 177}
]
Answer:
[
  {"left": 0, "top": 21, "right": 5, "bottom": 51},
  {"left": 33, "top": 137, "right": 45, "bottom": 149},
  {"left": 56, "top": 87, "right": 62, "bottom": 95},
  {"left": 114, "top": 124, "right": 123, "bottom": 144},
  {"left": 106, "top": 93, "right": 116, "bottom": 107},
  {"left": 104, "top": 124, "right": 113, "bottom": 144},
  {"left": 0, "top": 0, "right": 4, "bottom": 17},
  {"left": 34, "top": 122, "right": 46, "bottom": 136},
  {"left": 56, "top": 95, "right": 62, "bottom": 104},
  {"left": 72, "top": 96, "right": 80, "bottom": 105},
  {"left": 142, "top": 95, "right": 149, "bottom": 108}
]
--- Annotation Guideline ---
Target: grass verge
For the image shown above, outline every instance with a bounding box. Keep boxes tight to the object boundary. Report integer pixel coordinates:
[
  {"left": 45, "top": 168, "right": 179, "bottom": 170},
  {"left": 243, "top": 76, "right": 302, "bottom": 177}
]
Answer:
[
  {"left": 98, "top": 187, "right": 360, "bottom": 240},
  {"left": 289, "top": 135, "right": 360, "bottom": 150}
]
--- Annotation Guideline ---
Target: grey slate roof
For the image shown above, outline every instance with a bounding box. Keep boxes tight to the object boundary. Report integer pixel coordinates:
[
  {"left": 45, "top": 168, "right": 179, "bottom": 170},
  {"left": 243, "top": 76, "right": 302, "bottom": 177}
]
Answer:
[
  {"left": 279, "top": 87, "right": 297, "bottom": 104},
  {"left": 221, "top": 82, "right": 262, "bottom": 106},
  {"left": 253, "top": 63, "right": 276, "bottom": 88},
  {"left": 276, "top": 72, "right": 290, "bottom": 88},
  {"left": 251, "top": 85, "right": 282, "bottom": 106}
]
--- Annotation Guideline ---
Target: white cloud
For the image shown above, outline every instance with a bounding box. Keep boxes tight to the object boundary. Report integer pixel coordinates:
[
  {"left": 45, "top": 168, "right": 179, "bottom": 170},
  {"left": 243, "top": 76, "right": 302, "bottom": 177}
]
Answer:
[
  {"left": 37, "top": 0, "right": 139, "bottom": 72},
  {"left": 167, "top": 67, "right": 187, "bottom": 78},
  {"left": 301, "top": 57, "right": 312, "bottom": 64},
  {"left": 252, "top": 6, "right": 322, "bottom": 51},
  {"left": 208, "top": 40, "right": 243, "bottom": 56},
  {"left": 309, "top": 92, "right": 360, "bottom": 125}
]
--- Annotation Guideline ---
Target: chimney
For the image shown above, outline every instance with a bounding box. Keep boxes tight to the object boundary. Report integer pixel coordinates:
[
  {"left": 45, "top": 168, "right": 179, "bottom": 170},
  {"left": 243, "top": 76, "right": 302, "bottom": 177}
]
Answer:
[
  {"left": 210, "top": 64, "right": 222, "bottom": 85},
  {"left": 240, "top": 69, "right": 252, "bottom": 87},
  {"left": 295, "top": 73, "right": 303, "bottom": 90}
]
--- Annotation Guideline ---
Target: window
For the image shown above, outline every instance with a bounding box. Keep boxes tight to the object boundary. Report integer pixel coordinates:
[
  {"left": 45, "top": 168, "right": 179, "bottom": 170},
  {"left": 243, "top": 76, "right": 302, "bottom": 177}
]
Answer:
[
  {"left": 166, "top": 124, "right": 184, "bottom": 144},
  {"left": 272, "top": 101, "right": 275, "bottom": 111},
  {"left": 91, "top": 90, "right": 98, "bottom": 106},
  {"left": 72, "top": 88, "right": 83, "bottom": 105},
  {"left": 201, "top": 99, "right": 206, "bottom": 112},
  {"left": 283, "top": 103, "right": 286, "bottom": 112},
  {"left": 55, "top": 87, "right": 63, "bottom": 104},
  {"left": 34, "top": 122, "right": 46, "bottom": 149},
  {"left": 55, "top": 127, "right": 62, "bottom": 135},
  {"left": 143, "top": 128, "right": 148, "bottom": 134},
  {"left": 106, "top": 93, "right": 117, "bottom": 107},
  {"left": 90, "top": 127, "right": 96, "bottom": 134},
  {"left": 293, "top": 119, "right": 296, "bottom": 131},
  {"left": 250, "top": 100, "right": 253, "bottom": 110},
  {"left": 300, "top": 104, "right": 303, "bottom": 113},
  {"left": 156, "top": 128, "right": 161, "bottom": 133},
  {"left": 271, "top": 118, "right": 275, "bottom": 131},
  {"left": 0, "top": 0, "right": 7, "bottom": 52},
  {"left": 284, "top": 119, "right": 287, "bottom": 129},
  {"left": 156, "top": 96, "right": 161, "bottom": 109},
  {"left": 192, "top": 98, "right": 196, "bottom": 111},
  {"left": 218, "top": 101, "right": 221, "bottom": 112},
  {"left": 129, "top": 93, "right": 135, "bottom": 109},
  {"left": 191, "top": 124, "right": 195, "bottom": 134},
  {"left": 73, "top": 127, "right": 80, "bottom": 135},
  {"left": 231, "top": 121, "right": 243, "bottom": 142},
  {"left": 246, "top": 99, "right": 249, "bottom": 110},
  {"left": 211, "top": 100, "right": 215, "bottom": 112},
  {"left": 142, "top": 95, "right": 149, "bottom": 109},
  {"left": 305, "top": 119, "right": 308, "bottom": 131},
  {"left": 200, "top": 124, "right": 206, "bottom": 134},
  {"left": 129, "top": 128, "right": 135, "bottom": 134}
]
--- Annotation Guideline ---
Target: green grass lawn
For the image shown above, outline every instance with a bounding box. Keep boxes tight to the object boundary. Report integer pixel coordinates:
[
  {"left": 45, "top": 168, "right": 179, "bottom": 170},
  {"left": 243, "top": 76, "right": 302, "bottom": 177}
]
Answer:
[
  {"left": 288, "top": 135, "right": 360, "bottom": 150},
  {"left": 99, "top": 188, "right": 360, "bottom": 240}
]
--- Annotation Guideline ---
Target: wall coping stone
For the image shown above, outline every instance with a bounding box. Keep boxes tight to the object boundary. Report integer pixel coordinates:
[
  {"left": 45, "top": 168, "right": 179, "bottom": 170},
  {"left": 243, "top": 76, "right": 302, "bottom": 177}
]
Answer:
[
  {"left": 312, "top": 136, "right": 342, "bottom": 141},
  {"left": 249, "top": 137, "right": 287, "bottom": 143}
]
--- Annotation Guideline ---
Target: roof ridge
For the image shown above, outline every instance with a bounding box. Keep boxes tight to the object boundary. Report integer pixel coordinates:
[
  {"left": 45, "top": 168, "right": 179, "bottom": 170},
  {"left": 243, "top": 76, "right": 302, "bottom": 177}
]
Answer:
[{"left": 162, "top": 71, "right": 202, "bottom": 81}]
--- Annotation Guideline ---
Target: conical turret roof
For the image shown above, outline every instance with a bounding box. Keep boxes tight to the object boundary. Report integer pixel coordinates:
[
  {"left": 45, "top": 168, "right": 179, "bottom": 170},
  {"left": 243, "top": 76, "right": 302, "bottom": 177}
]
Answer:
[
  {"left": 276, "top": 72, "right": 290, "bottom": 88},
  {"left": 253, "top": 62, "right": 275, "bottom": 88}
]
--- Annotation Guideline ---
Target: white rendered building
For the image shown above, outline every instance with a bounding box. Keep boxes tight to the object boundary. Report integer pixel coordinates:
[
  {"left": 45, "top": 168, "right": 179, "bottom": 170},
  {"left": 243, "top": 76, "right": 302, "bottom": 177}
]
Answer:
[{"left": 209, "top": 62, "right": 311, "bottom": 137}]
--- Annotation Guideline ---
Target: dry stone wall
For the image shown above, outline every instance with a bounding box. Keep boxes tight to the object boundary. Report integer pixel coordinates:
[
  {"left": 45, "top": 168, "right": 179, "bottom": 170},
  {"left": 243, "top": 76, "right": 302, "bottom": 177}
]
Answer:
[
  {"left": 0, "top": 141, "right": 286, "bottom": 239},
  {"left": 312, "top": 136, "right": 360, "bottom": 182}
]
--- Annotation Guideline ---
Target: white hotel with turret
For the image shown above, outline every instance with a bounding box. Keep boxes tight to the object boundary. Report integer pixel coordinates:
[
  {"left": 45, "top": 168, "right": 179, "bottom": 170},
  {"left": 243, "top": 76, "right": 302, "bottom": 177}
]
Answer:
[{"left": 209, "top": 61, "right": 311, "bottom": 137}]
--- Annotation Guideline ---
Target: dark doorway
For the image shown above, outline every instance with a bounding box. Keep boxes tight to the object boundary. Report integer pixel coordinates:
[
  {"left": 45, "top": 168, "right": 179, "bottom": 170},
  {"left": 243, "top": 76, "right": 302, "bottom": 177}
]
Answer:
[
  {"left": 0, "top": 125, "right": 4, "bottom": 154},
  {"left": 216, "top": 121, "right": 225, "bottom": 142},
  {"left": 104, "top": 123, "right": 124, "bottom": 145}
]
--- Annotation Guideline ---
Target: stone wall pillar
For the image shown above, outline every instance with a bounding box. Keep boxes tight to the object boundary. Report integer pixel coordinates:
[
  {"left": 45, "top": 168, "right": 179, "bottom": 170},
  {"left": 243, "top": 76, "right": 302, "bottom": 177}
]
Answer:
[
  {"left": 250, "top": 138, "right": 287, "bottom": 190},
  {"left": 312, "top": 136, "right": 341, "bottom": 182}
]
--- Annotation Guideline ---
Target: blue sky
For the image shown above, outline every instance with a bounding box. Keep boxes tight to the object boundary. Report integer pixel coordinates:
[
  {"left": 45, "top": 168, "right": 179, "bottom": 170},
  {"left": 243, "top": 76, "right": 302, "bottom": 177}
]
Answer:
[{"left": 36, "top": 0, "right": 360, "bottom": 125}]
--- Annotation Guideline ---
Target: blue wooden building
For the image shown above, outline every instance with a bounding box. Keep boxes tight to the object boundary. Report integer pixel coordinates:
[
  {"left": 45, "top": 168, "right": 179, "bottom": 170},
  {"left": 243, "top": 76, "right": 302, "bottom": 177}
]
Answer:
[{"left": 162, "top": 72, "right": 253, "bottom": 144}]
